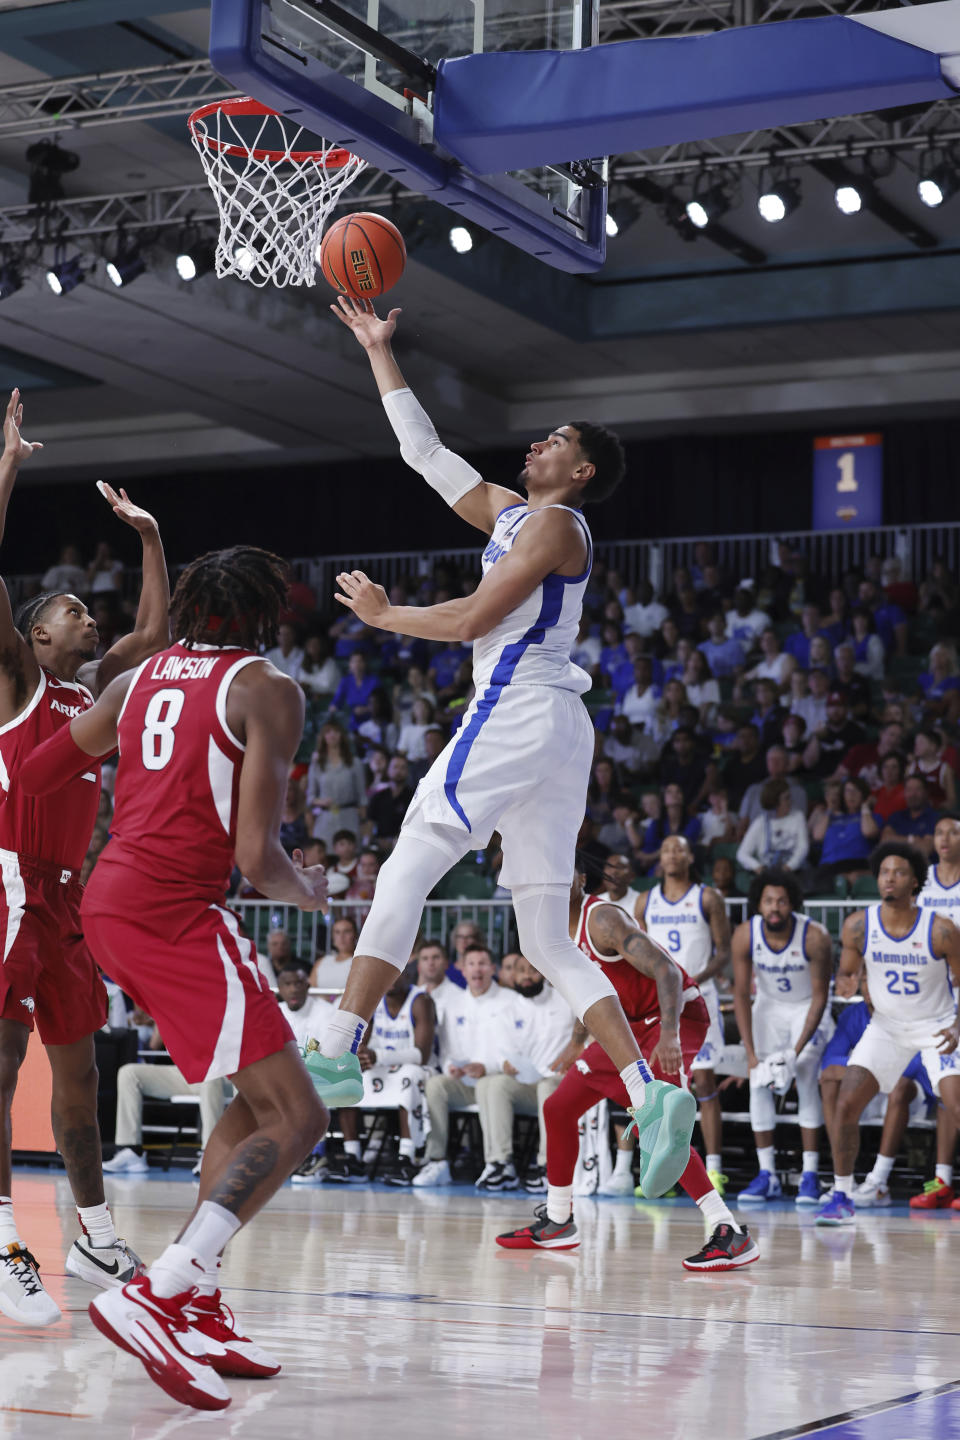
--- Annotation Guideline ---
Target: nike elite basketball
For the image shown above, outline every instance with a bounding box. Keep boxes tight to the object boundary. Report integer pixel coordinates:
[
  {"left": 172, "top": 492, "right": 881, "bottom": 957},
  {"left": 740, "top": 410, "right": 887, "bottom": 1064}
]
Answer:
[{"left": 319, "top": 213, "right": 406, "bottom": 299}]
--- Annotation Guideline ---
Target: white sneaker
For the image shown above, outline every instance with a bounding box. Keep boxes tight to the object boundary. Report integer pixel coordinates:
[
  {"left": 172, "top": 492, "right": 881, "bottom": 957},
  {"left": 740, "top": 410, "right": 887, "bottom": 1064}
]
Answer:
[
  {"left": 412, "top": 1159, "right": 451, "bottom": 1188},
  {"left": 66, "top": 1237, "right": 144, "bottom": 1290},
  {"left": 599, "top": 1171, "right": 635, "bottom": 1196},
  {"left": 89, "top": 1277, "right": 230, "bottom": 1411},
  {"left": 102, "top": 1148, "right": 148, "bottom": 1175},
  {"left": 0, "top": 1243, "right": 61, "bottom": 1326},
  {"left": 851, "top": 1175, "right": 892, "bottom": 1207}
]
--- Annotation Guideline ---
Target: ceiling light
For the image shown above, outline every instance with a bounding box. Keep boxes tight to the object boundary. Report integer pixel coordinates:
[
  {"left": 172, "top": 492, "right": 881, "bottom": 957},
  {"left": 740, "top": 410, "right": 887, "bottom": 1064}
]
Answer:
[
  {"left": 605, "top": 196, "right": 641, "bottom": 239},
  {"left": 176, "top": 240, "right": 216, "bottom": 281},
  {"left": 835, "top": 185, "right": 862, "bottom": 215},
  {"left": 757, "top": 175, "right": 801, "bottom": 224},
  {"left": 449, "top": 225, "right": 473, "bottom": 254},
  {"left": 45, "top": 255, "right": 84, "bottom": 296},
  {"left": 685, "top": 199, "right": 708, "bottom": 229},
  {"left": 106, "top": 251, "right": 146, "bottom": 288},
  {"left": 917, "top": 149, "right": 957, "bottom": 209}
]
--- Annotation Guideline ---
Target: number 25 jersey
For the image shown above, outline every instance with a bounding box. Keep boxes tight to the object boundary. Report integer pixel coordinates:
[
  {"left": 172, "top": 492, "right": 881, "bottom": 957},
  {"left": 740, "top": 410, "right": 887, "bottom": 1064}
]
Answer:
[
  {"left": 86, "top": 643, "right": 264, "bottom": 911},
  {"left": 862, "top": 903, "right": 953, "bottom": 1031}
]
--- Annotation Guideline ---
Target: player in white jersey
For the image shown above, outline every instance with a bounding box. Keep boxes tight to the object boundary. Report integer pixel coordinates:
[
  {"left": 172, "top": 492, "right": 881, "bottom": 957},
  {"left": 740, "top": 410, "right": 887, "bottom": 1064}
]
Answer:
[
  {"left": 598, "top": 853, "right": 646, "bottom": 921},
  {"left": 732, "top": 869, "right": 834, "bottom": 1206},
  {"left": 816, "top": 842, "right": 960, "bottom": 1225},
  {"left": 306, "top": 297, "right": 698, "bottom": 1201},
  {"left": 908, "top": 813, "right": 960, "bottom": 1208},
  {"left": 332, "top": 969, "right": 436, "bottom": 1188},
  {"left": 637, "top": 836, "right": 732, "bottom": 1193}
]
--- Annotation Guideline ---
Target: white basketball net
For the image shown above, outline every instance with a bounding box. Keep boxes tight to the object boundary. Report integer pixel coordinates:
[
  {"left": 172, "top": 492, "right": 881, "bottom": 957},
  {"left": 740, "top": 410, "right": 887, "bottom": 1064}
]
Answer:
[{"left": 189, "top": 102, "right": 366, "bottom": 288}]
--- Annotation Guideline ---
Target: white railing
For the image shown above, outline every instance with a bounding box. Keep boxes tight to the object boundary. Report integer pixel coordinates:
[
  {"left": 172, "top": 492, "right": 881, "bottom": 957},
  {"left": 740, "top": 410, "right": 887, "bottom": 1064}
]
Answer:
[{"left": 234, "top": 895, "right": 864, "bottom": 958}]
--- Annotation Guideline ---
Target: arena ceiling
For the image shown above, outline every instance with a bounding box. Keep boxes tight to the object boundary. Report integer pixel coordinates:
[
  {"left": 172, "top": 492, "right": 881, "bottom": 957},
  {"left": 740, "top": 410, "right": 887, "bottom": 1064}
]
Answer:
[{"left": 0, "top": 0, "right": 957, "bottom": 482}]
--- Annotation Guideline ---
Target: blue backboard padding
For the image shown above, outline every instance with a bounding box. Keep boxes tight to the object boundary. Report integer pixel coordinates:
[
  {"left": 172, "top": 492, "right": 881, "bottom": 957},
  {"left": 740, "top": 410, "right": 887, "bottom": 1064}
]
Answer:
[
  {"left": 208, "top": 0, "right": 607, "bottom": 273},
  {"left": 434, "top": 16, "right": 955, "bottom": 175}
]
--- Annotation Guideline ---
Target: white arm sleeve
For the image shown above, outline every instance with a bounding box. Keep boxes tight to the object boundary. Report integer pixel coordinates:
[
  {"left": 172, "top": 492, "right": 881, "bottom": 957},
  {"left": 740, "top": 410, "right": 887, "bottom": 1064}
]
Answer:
[{"left": 381, "top": 387, "right": 483, "bottom": 507}]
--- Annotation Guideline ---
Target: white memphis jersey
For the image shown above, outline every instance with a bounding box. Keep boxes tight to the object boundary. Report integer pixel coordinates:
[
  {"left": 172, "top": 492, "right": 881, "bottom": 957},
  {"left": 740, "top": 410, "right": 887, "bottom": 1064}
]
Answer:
[
  {"left": 919, "top": 866, "right": 960, "bottom": 926},
  {"left": 863, "top": 904, "right": 954, "bottom": 1030},
  {"left": 371, "top": 988, "right": 419, "bottom": 1053},
  {"left": 750, "top": 913, "right": 814, "bottom": 1005},
  {"left": 644, "top": 884, "right": 713, "bottom": 983},
  {"left": 472, "top": 503, "right": 592, "bottom": 694}
]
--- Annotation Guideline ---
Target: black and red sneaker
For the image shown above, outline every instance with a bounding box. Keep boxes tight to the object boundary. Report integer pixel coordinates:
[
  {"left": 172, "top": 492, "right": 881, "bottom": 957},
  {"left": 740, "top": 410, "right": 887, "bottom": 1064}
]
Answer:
[
  {"left": 495, "top": 1206, "right": 579, "bottom": 1251},
  {"left": 682, "top": 1224, "right": 759, "bottom": 1272}
]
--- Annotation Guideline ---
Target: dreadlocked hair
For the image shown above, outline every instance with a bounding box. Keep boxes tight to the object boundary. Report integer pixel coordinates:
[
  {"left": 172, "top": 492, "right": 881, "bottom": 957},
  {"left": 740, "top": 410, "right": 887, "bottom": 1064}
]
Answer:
[
  {"left": 15, "top": 591, "right": 64, "bottom": 649},
  {"left": 170, "top": 546, "right": 290, "bottom": 652}
]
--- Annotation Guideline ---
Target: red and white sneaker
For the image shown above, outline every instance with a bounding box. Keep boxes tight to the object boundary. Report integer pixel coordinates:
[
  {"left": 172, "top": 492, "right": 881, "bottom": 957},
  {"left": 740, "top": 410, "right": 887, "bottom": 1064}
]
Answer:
[
  {"left": 495, "top": 1206, "right": 579, "bottom": 1251},
  {"left": 185, "top": 1291, "right": 282, "bottom": 1378},
  {"left": 682, "top": 1224, "right": 760, "bottom": 1272},
  {"left": 89, "top": 1276, "right": 230, "bottom": 1411}
]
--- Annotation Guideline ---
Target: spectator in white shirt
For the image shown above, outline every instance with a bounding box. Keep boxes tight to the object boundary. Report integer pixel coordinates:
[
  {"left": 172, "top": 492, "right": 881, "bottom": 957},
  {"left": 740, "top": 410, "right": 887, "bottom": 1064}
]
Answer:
[
  {"left": 790, "top": 667, "right": 830, "bottom": 734},
  {"left": 681, "top": 649, "right": 721, "bottom": 726},
  {"left": 414, "top": 946, "right": 520, "bottom": 1187},
  {"left": 277, "top": 960, "right": 334, "bottom": 1050},
  {"left": 309, "top": 915, "right": 358, "bottom": 996},
  {"left": 473, "top": 955, "right": 575, "bottom": 1193},
  {"left": 295, "top": 634, "right": 341, "bottom": 696},
  {"left": 415, "top": 941, "right": 460, "bottom": 1055},
  {"left": 617, "top": 657, "right": 661, "bottom": 727},
  {"left": 700, "top": 786, "right": 737, "bottom": 849},
  {"left": 736, "top": 778, "right": 810, "bottom": 874},
  {"left": 42, "top": 543, "right": 88, "bottom": 597},
  {"left": 264, "top": 621, "right": 304, "bottom": 679},
  {"left": 603, "top": 713, "right": 660, "bottom": 779},
  {"left": 746, "top": 628, "right": 796, "bottom": 691},
  {"left": 570, "top": 614, "right": 601, "bottom": 672},
  {"left": 725, "top": 584, "right": 771, "bottom": 650},
  {"left": 397, "top": 696, "right": 436, "bottom": 761},
  {"left": 624, "top": 580, "right": 669, "bottom": 639}
]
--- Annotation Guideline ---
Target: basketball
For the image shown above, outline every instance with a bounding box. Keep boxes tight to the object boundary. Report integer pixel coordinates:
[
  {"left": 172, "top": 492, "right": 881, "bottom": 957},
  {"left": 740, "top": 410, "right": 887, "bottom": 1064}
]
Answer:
[{"left": 319, "top": 212, "right": 406, "bottom": 299}]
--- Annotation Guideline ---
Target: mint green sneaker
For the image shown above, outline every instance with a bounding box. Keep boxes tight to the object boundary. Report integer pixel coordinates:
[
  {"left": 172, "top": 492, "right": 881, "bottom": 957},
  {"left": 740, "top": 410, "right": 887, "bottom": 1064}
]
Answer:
[
  {"left": 302, "top": 1042, "right": 363, "bottom": 1105},
  {"left": 624, "top": 1080, "right": 696, "bottom": 1199}
]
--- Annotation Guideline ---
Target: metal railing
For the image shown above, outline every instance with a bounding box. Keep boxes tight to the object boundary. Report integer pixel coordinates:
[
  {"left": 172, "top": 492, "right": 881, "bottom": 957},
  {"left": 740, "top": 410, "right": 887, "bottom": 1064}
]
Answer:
[{"left": 235, "top": 894, "right": 864, "bottom": 957}]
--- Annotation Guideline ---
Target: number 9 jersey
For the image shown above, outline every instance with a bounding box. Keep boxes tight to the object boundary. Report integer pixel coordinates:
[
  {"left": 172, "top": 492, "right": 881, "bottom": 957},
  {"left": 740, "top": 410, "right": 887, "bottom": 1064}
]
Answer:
[{"left": 87, "top": 643, "right": 265, "bottom": 909}]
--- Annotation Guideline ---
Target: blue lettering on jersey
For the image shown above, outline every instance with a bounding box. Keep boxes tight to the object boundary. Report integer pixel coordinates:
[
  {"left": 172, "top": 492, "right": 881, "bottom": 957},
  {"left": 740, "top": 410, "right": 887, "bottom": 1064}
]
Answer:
[{"left": 869, "top": 950, "right": 929, "bottom": 967}]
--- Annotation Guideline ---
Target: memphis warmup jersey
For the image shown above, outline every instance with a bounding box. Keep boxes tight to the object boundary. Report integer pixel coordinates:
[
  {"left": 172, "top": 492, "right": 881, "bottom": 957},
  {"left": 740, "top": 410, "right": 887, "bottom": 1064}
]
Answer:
[
  {"left": 371, "top": 988, "right": 420, "bottom": 1055},
  {"left": 472, "top": 503, "right": 593, "bottom": 694},
  {"left": 862, "top": 904, "right": 953, "bottom": 1029},
  {"left": 0, "top": 667, "right": 99, "bottom": 870},
  {"left": 919, "top": 866, "right": 960, "bottom": 926},
  {"left": 645, "top": 883, "right": 713, "bottom": 986},
  {"left": 750, "top": 913, "right": 814, "bottom": 1005}
]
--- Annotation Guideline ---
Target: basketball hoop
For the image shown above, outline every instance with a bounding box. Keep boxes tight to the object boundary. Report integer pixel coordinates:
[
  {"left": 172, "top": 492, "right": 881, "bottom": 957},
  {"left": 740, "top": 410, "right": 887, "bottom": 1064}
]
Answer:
[{"left": 188, "top": 97, "right": 366, "bottom": 288}]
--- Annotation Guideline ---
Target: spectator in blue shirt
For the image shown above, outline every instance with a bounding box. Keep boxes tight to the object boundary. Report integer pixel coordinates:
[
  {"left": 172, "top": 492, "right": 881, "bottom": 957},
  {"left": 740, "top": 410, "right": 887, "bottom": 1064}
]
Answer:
[
  {"left": 822, "top": 587, "right": 852, "bottom": 649},
  {"left": 751, "top": 677, "right": 786, "bottom": 749},
  {"left": 783, "top": 603, "right": 829, "bottom": 669},
  {"left": 599, "top": 621, "right": 629, "bottom": 683},
  {"left": 808, "top": 776, "right": 880, "bottom": 880},
  {"left": 332, "top": 651, "right": 378, "bottom": 728},
  {"left": 633, "top": 783, "right": 702, "bottom": 874},
  {"left": 880, "top": 774, "right": 940, "bottom": 858},
  {"left": 611, "top": 636, "right": 662, "bottom": 699},
  {"left": 699, "top": 613, "right": 745, "bottom": 677},
  {"left": 918, "top": 643, "right": 960, "bottom": 725},
  {"left": 428, "top": 642, "right": 473, "bottom": 692},
  {"left": 858, "top": 579, "right": 907, "bottom": 657}
]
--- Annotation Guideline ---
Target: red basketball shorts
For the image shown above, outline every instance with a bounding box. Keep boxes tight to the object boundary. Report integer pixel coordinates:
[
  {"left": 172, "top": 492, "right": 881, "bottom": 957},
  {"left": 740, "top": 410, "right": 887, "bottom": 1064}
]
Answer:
[
  {"left": 0, "top": 850, "right": 107, "bottom": 1046},
  {"left": 571, "top": 996, "right": 710, "bottom": 1105},
  {"left": 82, "top": 897, "right": 293, "bottom": 1083}
]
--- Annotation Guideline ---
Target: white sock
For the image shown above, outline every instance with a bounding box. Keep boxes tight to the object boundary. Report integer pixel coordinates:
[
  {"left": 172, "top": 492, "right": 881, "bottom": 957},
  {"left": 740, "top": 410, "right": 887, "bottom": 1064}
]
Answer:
[
  {"left": 697, "top": 1188, "right": 741, "bottom": 1234},
  {"left": 802, "top": 1151, "right": 819, "bottom": 1175},
  {"left": 150, "top": 1204, "right": 240, "bottom": 1299},
  {"left": 198, "top": 1256, "right": 222, "bottom": 1299},
  {"left": 834, "top": 1174, "right": 854, "bottom": 1197},
  {"left": 870, "top": 1154, "right": 895, "bottom": 1185},
  {"left": 77, "top": 1202, "right": 117, "bottom": 1248},
  {"left": 148, "top": 1241, "right": 207, "bottom": 1299},
  {"left": 705, "top": 1153, "right": 722, "bottom": 1174},
  {"left": 0, "top": 1198, "right": 20, "bottom": 1248},
  {"left": 613, "top": 1147, "right": 633, "bottom": 1178},
  {"left": 344, "top": 1141, "right": 361, "bottom": 1159},
  {"left": 757, "top": 1146, "right": 776, "bottom": 1174},
  {"left": 546, "top": 1184, "right": 573, "bottom": 1226},
  {"left": 936, "top": 1164, "right": 954, "bottom": 1187},
  {"left": 318, "top": 1010, "right": 366, "bottom": 1058},
  {"left": 399, "top": 1139, "right": 415, "bottom": 1160},
  {"left": 620, "top": 1058, "right": 654, "bottom": 1108}
]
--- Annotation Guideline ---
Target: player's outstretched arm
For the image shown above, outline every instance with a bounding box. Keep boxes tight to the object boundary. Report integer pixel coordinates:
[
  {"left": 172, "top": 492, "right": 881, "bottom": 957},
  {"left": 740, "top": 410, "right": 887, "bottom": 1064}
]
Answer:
[
  {"left": 792, "top": 922, "right": 833, "bottom": 1057},
  {"left": 85, "top": 484, "right": 170, "bottom": 694},
  {"left": 693, "top": 886, "right": 733, "bottom": 987},
  {"left": 330, "top": 296, "right": 522, "bottom": 535},
  {"left": 234, "top": 667, "right": 328, "bottom": 911},
  {"left": 836, "top": 910, "right": 867, "bottom": 997},
  {"left": 0, "top": 389, "right": 42, "bottom": 704},
  {"left": 335, "top": 506, "right": 586, "bottom": 643},
  {"left": 731, "top": 921, "right": 758, "bottom": 1067},
  {"left": 19, "top": 670, "right": 136, "bottom": 796}
]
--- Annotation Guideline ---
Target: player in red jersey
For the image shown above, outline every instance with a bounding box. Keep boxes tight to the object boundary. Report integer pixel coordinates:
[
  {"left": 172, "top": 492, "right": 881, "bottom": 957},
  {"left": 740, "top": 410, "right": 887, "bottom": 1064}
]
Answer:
[
  {"left": 22, "top": 546, "right": 329, "bottom": 1411},
  {"left": 0, "top": 389, "right": 170, "bottom": 1325},
  {"left": 497, "top": 870, "right": 760, "bottom": 1270}
]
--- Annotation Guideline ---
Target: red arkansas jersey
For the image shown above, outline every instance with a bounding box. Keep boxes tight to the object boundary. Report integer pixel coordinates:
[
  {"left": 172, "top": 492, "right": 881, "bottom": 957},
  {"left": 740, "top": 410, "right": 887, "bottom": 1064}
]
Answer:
[
  {"left": 575, "top": 891, "right": 695, "bottom": 1023},
  {"left": 0, "top": 668, "right": 99, "bottom": 870},
  {"left": 88, "top": 643, "right": 264, "bottom": 909}
]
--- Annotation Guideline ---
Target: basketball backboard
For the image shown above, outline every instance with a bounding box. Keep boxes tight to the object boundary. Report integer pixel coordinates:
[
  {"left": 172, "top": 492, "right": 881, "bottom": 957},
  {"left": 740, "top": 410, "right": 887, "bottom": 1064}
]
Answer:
[{"left": 208, "top": 0, "right": 607, "bottom": 273}]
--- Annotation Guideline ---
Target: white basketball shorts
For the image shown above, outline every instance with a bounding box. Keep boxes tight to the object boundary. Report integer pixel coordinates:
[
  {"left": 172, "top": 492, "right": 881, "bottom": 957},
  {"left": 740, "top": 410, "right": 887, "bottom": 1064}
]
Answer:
[
  {"left": 691, "top": 981, "right": 725, "bottom": 1072},
  {"left": 752, "top": 998, "right": 835, "bottom": 1067},
  {"left": 848, "top": 1011, "right": 960, "bottom": 1096},
  {"left": 401, "top": 684, "right": 594, "bottom": 888}
]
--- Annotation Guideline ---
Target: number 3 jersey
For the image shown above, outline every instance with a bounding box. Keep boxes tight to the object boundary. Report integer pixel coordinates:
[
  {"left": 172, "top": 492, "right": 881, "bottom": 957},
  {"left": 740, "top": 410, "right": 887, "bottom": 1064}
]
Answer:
[
  {"left": 862, "top": 903, "right": 953, "bottom": 1036},
  {"left": 86, "top": 643, "right": 264, "bottom": 911},
  {"left": 750, "top": 912, "right": 815, "bottom": 1006}
]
